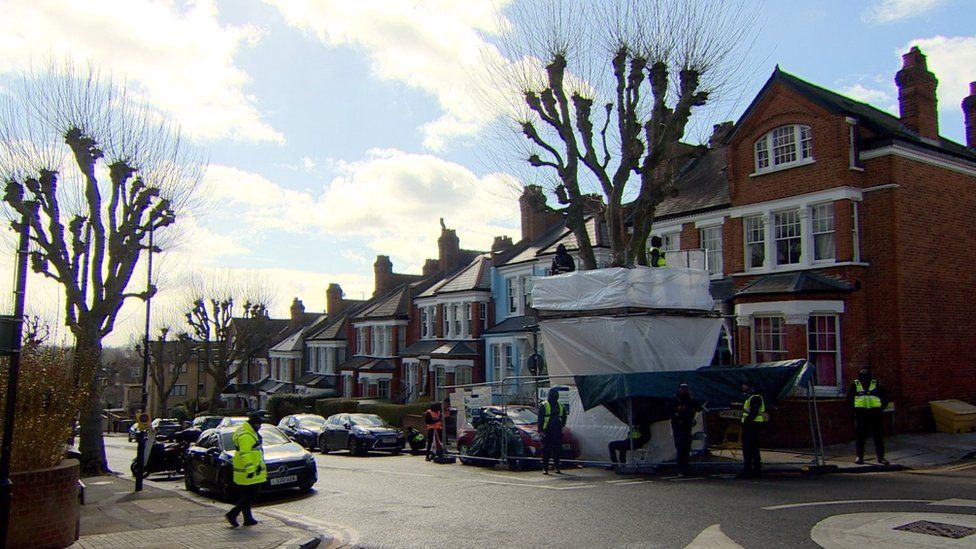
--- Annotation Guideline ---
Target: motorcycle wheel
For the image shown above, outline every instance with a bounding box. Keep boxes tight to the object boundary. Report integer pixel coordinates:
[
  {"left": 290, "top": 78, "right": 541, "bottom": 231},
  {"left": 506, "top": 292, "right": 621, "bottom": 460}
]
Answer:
[{"left": 130, "top": 459, "right": 143, "bottom": 478}]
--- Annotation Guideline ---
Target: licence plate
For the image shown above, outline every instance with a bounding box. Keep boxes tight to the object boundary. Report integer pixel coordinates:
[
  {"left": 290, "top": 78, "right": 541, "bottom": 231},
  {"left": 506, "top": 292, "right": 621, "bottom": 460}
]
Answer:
[{"left": 270, "top": 474, "right": 297, "bottom": 486}]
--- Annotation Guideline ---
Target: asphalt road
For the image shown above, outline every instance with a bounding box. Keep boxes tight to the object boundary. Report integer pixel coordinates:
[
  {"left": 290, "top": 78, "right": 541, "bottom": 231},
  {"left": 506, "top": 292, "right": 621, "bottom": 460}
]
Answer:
[{"left": 102, "top": 434, "right": 976, "bottom": 548}]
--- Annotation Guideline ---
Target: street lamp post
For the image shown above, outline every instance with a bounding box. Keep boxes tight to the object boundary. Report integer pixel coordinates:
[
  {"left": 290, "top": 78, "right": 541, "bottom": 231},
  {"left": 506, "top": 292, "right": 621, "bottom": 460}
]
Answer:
[
  {"left": 134, "top": 225, "right": 155, "bottom": 492},
  {"left": 0, "top": 217, "right": 31, "bottom": 545}
]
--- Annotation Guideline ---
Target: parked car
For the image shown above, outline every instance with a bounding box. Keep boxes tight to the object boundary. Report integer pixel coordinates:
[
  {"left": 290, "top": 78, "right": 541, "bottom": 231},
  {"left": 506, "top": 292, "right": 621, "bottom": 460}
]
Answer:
[
  {"left": 317, "top": 413, "right": 405, "bottom": 456},
  {"left": 183, "top": 425, "right": 317, "bottom": 501},
  {"left": 192, "top": 415, "right": 224, "bottom": 431},
  {"left": 217, "top": 416, "right": 247, "bottom": 428},
  {"left": 456, "top": 406, "right": 581, "bottom": 467},
  {"left": 277, "top": 414, "right": 327, "bottom": 449},
  {"left": 151, "top": 418, "right": 183, "bottom": 441}
]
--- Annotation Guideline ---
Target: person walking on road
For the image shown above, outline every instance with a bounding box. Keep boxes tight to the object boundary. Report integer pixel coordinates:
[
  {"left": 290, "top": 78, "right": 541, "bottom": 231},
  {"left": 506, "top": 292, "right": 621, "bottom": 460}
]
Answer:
[
  {"left": 669, "top": 383, "right": 702, "bottom": 477},
  {"left": 538, "top": 388, "right": 568, "bottom": 475},
  {"left": 738, "top": 381, "right": 766, "bottom": 479},
  {"left": 225, "top": 412, "right": 266, "bottom": 527},
  {"left": 847, "top": 367, "right": 890, "bottom": 465},
  {"left": 424, "top": 402, "right": 443, "bottom": 461}
]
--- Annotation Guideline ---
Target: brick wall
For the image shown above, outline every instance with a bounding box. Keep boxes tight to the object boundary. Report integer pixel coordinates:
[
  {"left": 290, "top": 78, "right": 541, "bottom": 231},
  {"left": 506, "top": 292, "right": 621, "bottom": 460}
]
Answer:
[{"left": 8, "top": 459, "right": 80, "bottom": 549}]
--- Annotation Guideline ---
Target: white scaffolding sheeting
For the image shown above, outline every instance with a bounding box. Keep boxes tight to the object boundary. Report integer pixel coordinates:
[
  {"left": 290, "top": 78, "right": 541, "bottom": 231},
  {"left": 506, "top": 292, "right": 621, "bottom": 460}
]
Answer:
[
  {"left": 541, "top": 316, "right": 724, "bottom": 378},
  {"left": 532, "top": 266, "right": 714, "bottom": 312}
]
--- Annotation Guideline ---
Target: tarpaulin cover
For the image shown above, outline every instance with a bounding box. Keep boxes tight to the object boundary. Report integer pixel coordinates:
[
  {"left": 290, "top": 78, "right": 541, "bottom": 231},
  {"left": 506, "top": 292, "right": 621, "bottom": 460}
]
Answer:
[
  {"left": 532, "top": 266, "right": 714, "bottom": 311},
  {"left": 540, "top": 316, "right": 724, "bottom": 377},
  {"left": 573, "top": 360, "right": 813, "bottom": 425}
]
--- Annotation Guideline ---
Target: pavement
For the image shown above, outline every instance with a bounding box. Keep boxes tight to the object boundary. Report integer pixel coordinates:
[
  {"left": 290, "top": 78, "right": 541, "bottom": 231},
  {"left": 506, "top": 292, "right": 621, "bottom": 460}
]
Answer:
[{"left": 69, "top": 474, "right": 327, "bottom": 549}]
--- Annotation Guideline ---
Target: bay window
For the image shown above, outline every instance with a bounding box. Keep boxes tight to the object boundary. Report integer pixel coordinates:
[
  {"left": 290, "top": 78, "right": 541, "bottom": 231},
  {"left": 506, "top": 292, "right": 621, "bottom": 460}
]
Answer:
[
  {"left": 753, "top": 316, "right": 786, "bottom": 362},
  {"left": 812, "top": 204, "right": 835, "bottom": 261},
  {"left": 808, "top": 315, "right": 840, "bottom": 388},
  {"left": 774, "top": 209, "right": 802, "bottom": 265}
]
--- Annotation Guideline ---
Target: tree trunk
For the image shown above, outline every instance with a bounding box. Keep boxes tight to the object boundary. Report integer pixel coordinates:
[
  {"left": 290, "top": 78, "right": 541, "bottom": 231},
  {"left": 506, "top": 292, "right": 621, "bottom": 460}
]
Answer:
[{"left": 75, "top": 333, "right": 110, "bottom": 476}]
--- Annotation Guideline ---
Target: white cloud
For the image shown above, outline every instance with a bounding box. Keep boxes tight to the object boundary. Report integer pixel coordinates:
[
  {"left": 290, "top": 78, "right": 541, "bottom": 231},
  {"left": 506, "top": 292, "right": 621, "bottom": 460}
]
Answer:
[
  {"left": 901, "top": 36, "right": 976, "bottom": 112},
  {"left": 839, "top": 83, "right": 897, "bottom": 113},
  {"left": 0, "top": 0, "right": 283, "bottom": 143},
  {"left": 263, "top": 0, "right": 516, "bottom": 150},
  {"left": 865, "top": 0, "right": 947, "bottom": 23},
  {"left": 203, "top": 150, "right": 521, "bottom": 265}
]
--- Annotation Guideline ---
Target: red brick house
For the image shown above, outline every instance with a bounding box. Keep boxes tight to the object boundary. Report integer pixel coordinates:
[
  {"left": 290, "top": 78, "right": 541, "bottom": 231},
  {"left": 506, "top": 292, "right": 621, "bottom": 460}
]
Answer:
[{"left": 653, "top": 47, "right": 976, "bottom": 444}]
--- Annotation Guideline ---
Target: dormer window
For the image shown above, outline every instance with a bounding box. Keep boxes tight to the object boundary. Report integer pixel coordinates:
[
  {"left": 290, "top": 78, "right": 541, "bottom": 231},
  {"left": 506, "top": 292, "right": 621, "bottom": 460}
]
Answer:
[{"left": 754, "top": 124, "right": 813, "bottom": 173}]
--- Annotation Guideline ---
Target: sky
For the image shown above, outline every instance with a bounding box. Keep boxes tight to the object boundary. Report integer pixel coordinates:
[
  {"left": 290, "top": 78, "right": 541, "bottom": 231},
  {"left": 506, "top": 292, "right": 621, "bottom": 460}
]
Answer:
[{"left": 0, "top": 0, "right": 974, "bottom": 347}]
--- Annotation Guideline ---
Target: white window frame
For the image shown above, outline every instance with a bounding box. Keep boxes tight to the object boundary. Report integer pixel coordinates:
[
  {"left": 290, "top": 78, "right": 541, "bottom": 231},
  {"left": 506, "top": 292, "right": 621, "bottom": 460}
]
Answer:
[
  {"left": 753, "top": 124, "right": 814, "bottom": 175},
  {"left": 744, "top": 215, "right": 765, "bottom": 270},
  {"left": 811, "top": 203, "right": 835, "bottom": 262},
  {"left": 455, "top": 365, "right": 472, "bottom": 387},
  {"left": 507, "top": 278, "right": 518, "bottom": 314},
  {"left": 752, "top": 316, "right": 787, "bottom": 363},
  {"left": 463, "top": 303, "right": 472, "bottom": 338},
  {"left": 773, "top": 208, "right": 802, "bottom": 266},
  {"left": 808, "top": 314, "right": 842, "bottom": 391},
  {"left": 377, "top": 379, "right": 391, "bottom": 399},
  {"left": 420, "top": 307, "right": 429, "bottom": 338},
  {"left": 699, "top": 225, "right": 723, "bottom": 277},
  {"left": 453, "top": 303, "right": 462, "bottom": 337}
]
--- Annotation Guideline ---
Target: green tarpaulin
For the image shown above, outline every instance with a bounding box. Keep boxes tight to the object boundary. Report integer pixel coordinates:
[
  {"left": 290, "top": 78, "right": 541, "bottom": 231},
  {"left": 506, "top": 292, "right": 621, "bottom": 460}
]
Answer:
[{"left": 573, "top": 360, "right": 813, "bottom": 425}]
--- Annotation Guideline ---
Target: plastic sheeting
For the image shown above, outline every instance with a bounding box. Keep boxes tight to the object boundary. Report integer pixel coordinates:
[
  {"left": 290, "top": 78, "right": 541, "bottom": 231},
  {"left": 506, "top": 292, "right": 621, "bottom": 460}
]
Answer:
[
  {"left": 540, "top": 316, "right": 724, "bottom": 378},
  {"left": 532, "top": 266, "right": 714, "bottom": 312}
]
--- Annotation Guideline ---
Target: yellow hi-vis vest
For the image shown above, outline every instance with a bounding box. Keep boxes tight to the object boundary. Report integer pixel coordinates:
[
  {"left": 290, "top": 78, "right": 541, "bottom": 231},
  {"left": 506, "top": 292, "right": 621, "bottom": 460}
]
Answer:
[
  {"left": 742, "top": 394, "right": 767, "bottom": 423},
  {"left": 232, "top": 422, "right": 267, "bottom": 486},
  {"left": 541, "top": 401, "right": 566, "bottom": 430},
  {"left": 649, "top": 247, "right": 667, "bottom": 267},
  {"left": 630, "top": 427, "right": 642, "bottom": 439},
  {"left": 853, "top": 379, "right": 882, "bottom": 409}
]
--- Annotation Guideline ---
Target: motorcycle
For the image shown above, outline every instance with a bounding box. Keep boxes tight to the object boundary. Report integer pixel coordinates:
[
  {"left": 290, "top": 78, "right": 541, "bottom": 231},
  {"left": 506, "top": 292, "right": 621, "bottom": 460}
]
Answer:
[{"left": 131, "top": 435, "right": 189, "bottom": 478}]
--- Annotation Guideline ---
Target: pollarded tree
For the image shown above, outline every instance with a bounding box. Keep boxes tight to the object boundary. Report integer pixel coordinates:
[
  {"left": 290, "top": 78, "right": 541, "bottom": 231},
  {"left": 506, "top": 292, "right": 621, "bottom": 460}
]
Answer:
[
  {"left": 486, "top": 0, "right": 755, "bottom": 267},
  {"left": 0, "top": 63, "right": 202, "bottom": 474},
  {"left": 181, "top": 273, "right": 276, "bottom": 412}
]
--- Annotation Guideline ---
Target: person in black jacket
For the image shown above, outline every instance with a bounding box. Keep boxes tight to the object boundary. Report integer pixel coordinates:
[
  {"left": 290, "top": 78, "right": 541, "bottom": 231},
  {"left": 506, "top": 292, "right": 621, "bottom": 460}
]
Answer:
[
  {"left": 550, "top": 244, "right": 575, "bottom": 274},
  {"left": 669, "top": 383, "right": 702, "bottom": 477},
  {"left": 538, "top": 388, "right": 568, "bottom": 474},
  {"left": 847, "top": 367, "right": 890, "bottom": 465}
]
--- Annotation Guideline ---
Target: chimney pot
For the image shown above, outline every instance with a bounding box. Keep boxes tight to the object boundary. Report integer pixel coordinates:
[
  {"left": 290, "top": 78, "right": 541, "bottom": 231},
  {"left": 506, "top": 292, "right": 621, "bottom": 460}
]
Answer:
[
  {"left": 963, "top": 81, "right": 976, "bottom": 149},
  {"left": 895, "top": 46, "right": 940, "bottom": 140}
]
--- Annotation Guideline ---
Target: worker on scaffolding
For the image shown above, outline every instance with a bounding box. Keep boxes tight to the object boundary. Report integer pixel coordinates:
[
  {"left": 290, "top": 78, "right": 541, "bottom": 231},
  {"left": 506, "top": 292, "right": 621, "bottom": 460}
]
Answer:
[
  {"left": 424, "top": 401, "right": 443, "bottom": 461},
  {"left": 538, "top": 388, "right": 568, "bottom": 474},
  {"left": 647, "top": 236, "right": 667, "bottom": 267},
  {"left": 550, "top": 243, "right": 576, "bottom": 274}
]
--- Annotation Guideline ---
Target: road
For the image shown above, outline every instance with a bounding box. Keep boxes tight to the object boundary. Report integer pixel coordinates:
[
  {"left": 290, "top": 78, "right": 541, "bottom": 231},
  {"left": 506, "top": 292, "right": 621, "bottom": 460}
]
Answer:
[{"left": 103, "top": 434, "right": 976, "bottom": 548}]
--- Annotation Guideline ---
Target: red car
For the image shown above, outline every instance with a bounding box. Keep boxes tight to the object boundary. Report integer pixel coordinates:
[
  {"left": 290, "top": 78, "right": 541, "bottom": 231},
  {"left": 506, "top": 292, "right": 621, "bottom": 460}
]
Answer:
[{"left": 456, "top": 406, "right": 580, "bottom": 467}]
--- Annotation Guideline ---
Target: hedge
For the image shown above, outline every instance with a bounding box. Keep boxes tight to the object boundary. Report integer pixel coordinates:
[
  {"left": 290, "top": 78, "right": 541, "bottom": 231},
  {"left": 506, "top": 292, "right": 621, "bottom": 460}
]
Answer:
[
  {"left": 267, "top": 394, "right": 321, "bottom": 423},
  {"left": 314, "top": 399, "right": 432, "bottom": 427}
]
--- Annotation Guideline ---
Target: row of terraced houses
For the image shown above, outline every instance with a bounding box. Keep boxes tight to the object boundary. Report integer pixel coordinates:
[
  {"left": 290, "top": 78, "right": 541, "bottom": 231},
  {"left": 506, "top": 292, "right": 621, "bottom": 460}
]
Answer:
[{"left": 155, "top": 48, "right": 976, "bottom": 446}]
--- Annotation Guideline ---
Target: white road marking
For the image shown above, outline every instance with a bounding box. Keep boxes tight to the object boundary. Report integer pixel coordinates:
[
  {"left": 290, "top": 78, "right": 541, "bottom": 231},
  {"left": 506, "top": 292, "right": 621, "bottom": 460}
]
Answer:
[
  {"left": 931, "top": 499, "right": 976, "bottom": 508},
  {"left": 606, "top": 478, "right": 651, "bottom": 484},
  {"left": 474, "top": 479, "right": 597, "bottom": 490},
  {"left": 764, "top": 499, "right": 933, "bottom": 511},
  {"left": 684, "top": 524, "right": 744, "bottom": 549},
  {"left": 612, "top": 480, "right": 652, "bottom": 486},
  {"left": 811, "top": 512, "right": 976, "bottom": 549}
]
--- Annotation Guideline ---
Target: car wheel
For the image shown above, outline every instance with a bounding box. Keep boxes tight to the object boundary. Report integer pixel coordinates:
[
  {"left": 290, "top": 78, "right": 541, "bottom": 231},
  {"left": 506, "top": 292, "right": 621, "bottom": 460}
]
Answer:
[
  {"left": 184, "top": 469, "right": 199, "bottom": 493},
  {"left": 347, "top": 438, "right": 359, "bottom": 456},
  {"left": 319, "top": 436, "right": 329, "bottom": 454},
  {"left": 458, "top": 442, "right": 472, "bottom": 465}
]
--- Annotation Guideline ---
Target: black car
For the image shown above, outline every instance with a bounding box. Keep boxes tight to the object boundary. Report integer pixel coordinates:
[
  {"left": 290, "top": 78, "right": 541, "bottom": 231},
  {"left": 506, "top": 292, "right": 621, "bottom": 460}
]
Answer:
[
  {"left": 277, "top": 414, "right": 327, "bottom": 449},
  {"left": 184, "top": 425, "right": 317, "bottom": 501},
  {"left": 151, "top": 418, "right": 183, "bottom": 441},
  {"left": 317, "top": 413, "right": 405, "bottom": 456}
]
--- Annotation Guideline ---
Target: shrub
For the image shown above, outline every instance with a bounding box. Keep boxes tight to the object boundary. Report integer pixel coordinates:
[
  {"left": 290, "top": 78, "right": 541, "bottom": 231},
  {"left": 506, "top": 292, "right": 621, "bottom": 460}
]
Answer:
[
  {"left": 169, "top": 404, "right": 191, "bottom": 423},
  {"left": 315, "top": 398, "right": 361, "bottom": 418},
  {"left": 359, "top": 402, "right": 431, "bottom": 427},
  {"left": 267, "top": 394, "right": 320, "bottom": 423},
  {"left": 0, "top": 347, "right": 84, "bottom": 472}
]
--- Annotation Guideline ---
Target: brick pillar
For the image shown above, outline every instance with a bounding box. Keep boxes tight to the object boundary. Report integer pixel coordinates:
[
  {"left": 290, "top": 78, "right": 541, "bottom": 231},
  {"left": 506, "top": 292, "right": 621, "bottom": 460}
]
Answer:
[
  {"left": 785, "top": 316, "right": 808, "bottom": 359},
  {"left": 726, "top": 217, "right": 744, "bottom": 274},
  {"left": 471, "top": 302, "right": 482, "bottom": 338},
  {"left": 391, "top": 326, "right": 400, "bottom": 355},
  {"left": 833, "top": 199, "right": 854, "bottom": 262},
  {"left": 680, "top": 222, "right": 700, "bottom": 249},
  {"left": 435, "top": 305, "right": 444, "bottom": 338}
]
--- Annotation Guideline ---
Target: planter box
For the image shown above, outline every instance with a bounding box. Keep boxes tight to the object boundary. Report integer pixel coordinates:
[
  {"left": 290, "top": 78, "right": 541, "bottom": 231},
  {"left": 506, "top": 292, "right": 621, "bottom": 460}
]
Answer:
[{"left": 8, "top": 459, "right": 81, "bottom": 549}]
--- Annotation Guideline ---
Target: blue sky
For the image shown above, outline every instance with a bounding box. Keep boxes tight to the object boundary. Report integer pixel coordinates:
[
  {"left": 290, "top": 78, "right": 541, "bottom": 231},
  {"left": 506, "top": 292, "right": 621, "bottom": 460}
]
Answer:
[{"left": 0, "top": 0, "right": 974, "bottom": 345}]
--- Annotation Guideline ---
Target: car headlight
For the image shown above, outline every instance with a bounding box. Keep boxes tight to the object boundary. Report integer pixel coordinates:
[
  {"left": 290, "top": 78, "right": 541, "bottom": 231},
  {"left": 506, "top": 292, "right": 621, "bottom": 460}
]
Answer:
[
  {"left": 351, "top": 427, "right": 373, "bottom": 438},
  {"left": 304, "top": 453, "right": 316, "bottom": 465}
]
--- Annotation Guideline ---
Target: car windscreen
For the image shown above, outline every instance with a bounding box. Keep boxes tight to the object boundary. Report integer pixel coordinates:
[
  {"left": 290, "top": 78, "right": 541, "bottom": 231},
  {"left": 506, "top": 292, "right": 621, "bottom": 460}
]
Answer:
[
  {"left": 199, "top": 417, "right": 222, "bottom": 430},
  {"left": 507, "top": 408, "right": 538, "bottom": 426},
  {"left": 296, "top": 417, "right": 325, "bottom": 429},
  {"left": 219, "top": 426, "right": 290, "bottom": 449},
  {"left": 349, "top": 414, "right": 386, "bottom": 427}
]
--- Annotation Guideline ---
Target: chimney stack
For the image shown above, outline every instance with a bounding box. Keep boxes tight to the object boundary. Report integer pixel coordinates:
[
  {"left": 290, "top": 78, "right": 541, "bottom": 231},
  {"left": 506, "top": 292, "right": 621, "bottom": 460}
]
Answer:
[
  {"left": 373, "top": 255, "right": 393, "bottom": 297},
  {"left": 895, "top": 46, "right": 939, "bottom": 140},
  {"left": 709, "top": 121, "right": 734, "bottom": 149},
  {"left": 519, "top": 185, "right": 562, "bottom": 242},
  {"left": 437, "top": 218, "right": 461, "bottom": 272},
  {"left": 326, "top": 283, "right": 345, "bottom": 316},
  {"left": 422, "top": 259, "right": 440, "bottom": 277},
  {"left": 289, "top": 297, "right": 305, "bottom": 330},
  {"left": 963, "top": 81, "right": 976, "bottom": 149},
  {"left": 491, "top": 236, "right": 513, "bottom": 255}
]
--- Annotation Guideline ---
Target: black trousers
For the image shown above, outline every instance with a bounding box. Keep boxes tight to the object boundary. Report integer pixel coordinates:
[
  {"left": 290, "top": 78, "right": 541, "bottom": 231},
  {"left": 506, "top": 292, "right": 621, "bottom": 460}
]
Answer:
[
  {"left": 228, "top": 483, "right": 260, "bottom": 522},
  {"left": 608, "top": 439, "right": 635, "bottom": 464},
  {"left": 542, "top": 435, "right": 562, "bottom": 471},
  {"left": 741, "top": 423, "right": 763, "bottom": 477},
  {"left": 855, "top": 410, "right": 885, "bottom": 460},
  {"left": 673, "top": 429, "right": 692, "bottom": 475}
]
